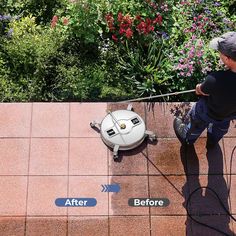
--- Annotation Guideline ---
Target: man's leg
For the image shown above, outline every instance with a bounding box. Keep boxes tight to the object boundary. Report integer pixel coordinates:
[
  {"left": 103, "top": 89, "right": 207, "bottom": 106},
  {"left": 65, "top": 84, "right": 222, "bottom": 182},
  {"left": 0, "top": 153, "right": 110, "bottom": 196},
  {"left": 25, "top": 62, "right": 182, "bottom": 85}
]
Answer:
[
  {"left": 174, "top": 101, "right": 209, "bottom": 145},
  {"left": 185, "top": 115, "right": 208, "bottom": 144},
  {"left": 207, "top": 120, "right": 230, "bottom": 148}
]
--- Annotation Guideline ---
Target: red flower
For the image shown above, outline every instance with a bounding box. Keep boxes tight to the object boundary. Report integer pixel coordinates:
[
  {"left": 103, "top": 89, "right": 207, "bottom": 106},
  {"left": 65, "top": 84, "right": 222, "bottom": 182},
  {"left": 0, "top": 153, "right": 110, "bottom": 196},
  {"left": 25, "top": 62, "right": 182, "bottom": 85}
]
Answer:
[
  {"left": 153, "top": 14, "right": 162, "bottom": 25},
  {"left": 112, "top": 34, "right": 118, "bottom": 42},
  {"left": 125, "top": 28, "right": 133, "bottom": 39},
  {"left": 136, "top": 21, "right": 147, "bottom": 34},
  {"left": 118, "top": 12, "right": 123, "bottom": 22},
  {"left": 119, "top": 27, "right": 126, "bottom": 35},
  {"left": 105, "top": 13, "right": 115, "bottom": 31},
  {"left": 123, "top": 14, "right": 132, "bottom": 26},
  {"left": 136, "top": 15, "right": 142, "bottom": 21},
  {"left": 146, "top": 24, "right": 154, "bottom": 33},
  {"left": 145, "top": 18, "right": 152, "bottom": 25}
]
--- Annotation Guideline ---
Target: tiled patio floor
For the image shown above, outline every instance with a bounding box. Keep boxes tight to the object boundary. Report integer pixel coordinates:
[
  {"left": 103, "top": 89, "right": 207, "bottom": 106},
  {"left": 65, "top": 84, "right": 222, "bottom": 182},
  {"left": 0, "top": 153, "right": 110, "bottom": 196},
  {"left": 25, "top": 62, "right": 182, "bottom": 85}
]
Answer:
[{"left": 0, "top": 102, "right": 235, "bottom": 236}]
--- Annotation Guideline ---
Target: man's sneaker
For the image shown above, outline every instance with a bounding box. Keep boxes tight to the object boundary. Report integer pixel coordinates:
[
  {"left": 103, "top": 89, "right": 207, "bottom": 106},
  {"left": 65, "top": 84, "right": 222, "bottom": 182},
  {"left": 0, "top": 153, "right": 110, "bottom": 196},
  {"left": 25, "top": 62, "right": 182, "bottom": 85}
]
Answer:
[{"left": 173, "top": 117, "right": 189, "bottom": 144}]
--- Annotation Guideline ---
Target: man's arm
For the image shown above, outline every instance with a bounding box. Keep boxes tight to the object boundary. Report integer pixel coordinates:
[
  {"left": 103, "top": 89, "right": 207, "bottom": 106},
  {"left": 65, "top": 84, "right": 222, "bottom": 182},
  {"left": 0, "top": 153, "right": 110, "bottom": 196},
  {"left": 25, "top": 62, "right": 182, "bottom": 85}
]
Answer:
[{"left": 195, "top": 83, "right": 209, "bottom": 96}]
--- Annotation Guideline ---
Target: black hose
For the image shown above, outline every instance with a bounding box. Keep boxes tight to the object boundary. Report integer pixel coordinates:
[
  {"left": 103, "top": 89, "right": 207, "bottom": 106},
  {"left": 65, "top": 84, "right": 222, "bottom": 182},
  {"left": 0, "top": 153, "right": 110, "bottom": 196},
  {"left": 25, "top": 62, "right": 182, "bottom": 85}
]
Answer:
[{"left": 186, "top": 145, "right": 236, "bottom": 236}]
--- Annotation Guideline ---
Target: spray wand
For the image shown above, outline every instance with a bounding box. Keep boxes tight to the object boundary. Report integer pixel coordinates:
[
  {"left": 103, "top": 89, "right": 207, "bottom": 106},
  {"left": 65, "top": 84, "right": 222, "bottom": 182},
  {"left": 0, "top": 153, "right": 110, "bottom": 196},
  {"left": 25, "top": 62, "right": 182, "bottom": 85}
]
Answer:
[{"left": 118, "top": 89, "right": 196, "bottom": 103}]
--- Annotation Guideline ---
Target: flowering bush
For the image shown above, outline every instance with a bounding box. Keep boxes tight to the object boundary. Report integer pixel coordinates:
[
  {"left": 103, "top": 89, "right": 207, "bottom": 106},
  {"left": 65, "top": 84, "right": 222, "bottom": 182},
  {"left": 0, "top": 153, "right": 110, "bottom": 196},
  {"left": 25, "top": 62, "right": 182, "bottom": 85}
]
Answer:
[
  {"left": 105, "top": 11, "right": 163, "bottom": 44},
  {"left": 164, "top": 0, "right": 236, "bottom": 95},
  {"left": 103, "top": 1, "right": 172, "bottom": 96}
]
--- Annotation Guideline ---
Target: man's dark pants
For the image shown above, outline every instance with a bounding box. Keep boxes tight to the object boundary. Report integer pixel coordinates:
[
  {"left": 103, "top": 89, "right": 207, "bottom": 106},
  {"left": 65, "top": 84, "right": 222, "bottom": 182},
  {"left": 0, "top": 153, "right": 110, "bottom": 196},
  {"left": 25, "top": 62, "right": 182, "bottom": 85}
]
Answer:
[{"left": 186, "top": 98, "right": 234, "bottom": 145}]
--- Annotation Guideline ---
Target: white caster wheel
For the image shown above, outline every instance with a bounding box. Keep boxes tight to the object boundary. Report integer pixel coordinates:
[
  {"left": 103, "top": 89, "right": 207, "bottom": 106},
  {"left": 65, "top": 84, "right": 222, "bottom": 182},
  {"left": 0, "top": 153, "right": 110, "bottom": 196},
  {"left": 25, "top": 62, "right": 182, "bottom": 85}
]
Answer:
[{"left": 149, "top": 135, "right": 157, "bottom": 142}]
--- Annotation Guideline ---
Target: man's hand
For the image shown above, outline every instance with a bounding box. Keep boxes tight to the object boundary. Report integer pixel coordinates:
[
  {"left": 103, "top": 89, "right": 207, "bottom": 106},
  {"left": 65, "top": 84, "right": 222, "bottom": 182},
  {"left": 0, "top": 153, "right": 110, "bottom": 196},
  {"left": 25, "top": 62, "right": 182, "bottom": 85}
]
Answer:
[{"left": 195, "top": 84, "right": 209, "bottom": 96}]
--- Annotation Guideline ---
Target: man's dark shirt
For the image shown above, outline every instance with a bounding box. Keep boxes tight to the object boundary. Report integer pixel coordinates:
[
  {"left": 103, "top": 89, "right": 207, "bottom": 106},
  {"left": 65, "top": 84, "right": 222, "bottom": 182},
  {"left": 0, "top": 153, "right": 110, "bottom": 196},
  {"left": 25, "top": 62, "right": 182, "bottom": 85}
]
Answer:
[{"left": 200, "top": 70, "right": 236, "bottom": 120}]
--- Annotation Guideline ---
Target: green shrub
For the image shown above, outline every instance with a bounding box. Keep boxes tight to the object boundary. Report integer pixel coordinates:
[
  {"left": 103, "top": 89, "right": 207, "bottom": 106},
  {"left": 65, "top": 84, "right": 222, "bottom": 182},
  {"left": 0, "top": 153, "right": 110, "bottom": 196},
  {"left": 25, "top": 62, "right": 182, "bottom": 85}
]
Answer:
[
  {"left": 0, "top": 0, "right": 67, "bottom": 25},
  {"left": 1, "top": 16, "right": 65, "bottom": 101}
]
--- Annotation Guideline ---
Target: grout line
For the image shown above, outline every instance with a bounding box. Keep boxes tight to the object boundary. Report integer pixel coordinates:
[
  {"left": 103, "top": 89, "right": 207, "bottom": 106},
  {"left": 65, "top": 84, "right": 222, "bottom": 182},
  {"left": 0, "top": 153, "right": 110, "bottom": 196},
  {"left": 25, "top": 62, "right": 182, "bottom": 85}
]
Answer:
[
  {"left": 222, "top": 138, "right": 233, "bottom": 219},
  {"left": 0, "top": 173, "right": 236, "bottom": 177},
  {"left": 147, "top": 145, "right": 152, "bottom": 236},
  {"left": 3, "top": 136, "right": 235, "bottom": 139},
  {"left": 107, "top": 147, "right": 110, "bottom": 236},
  {"left": 144, "top": 102, "right": 152, "bottom": 236},
  {"left": 66, "top": 103, "right": 71, "bottom": 236},
  {"left": 107, "top": 102, "right": 110, "bottom": 235},
  {"left": 24, "top": 103, "right": 33, "bottom": 236},
  {"left": 2, "top": 213, "right": 233, "bottom": 217},
  {"left": 107, "top": 101, "right": 110, "bottom": 235}
]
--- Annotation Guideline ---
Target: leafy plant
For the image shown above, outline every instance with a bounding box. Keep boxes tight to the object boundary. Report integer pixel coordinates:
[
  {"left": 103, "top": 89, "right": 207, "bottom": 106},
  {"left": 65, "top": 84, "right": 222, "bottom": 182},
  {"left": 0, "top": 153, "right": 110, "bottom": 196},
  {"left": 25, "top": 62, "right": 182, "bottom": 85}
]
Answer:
[{"left": 118, "top": 40, "right": 171, "bottom": 96}]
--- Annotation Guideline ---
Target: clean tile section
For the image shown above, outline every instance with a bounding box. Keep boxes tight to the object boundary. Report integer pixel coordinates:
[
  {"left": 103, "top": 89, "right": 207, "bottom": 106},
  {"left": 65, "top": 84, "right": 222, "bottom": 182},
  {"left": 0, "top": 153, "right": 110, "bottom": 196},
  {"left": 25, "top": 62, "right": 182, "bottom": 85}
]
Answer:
[
  {"left": 29, "top": 138, "right": 68, "bottom": 175},
  {"left": 69, "top": 138, "right": 108, "bottom": 175},
  {"left": 0, "top": 177, "right": 27, "bottom": 216},
  {"left": 31, "top": 103, "right": 69, "bottom": 137},
  {"left": 68, "top": 176, "right": 108, "bottom": 216},
  {"left": 0, "top": 103, "right": 31, "bottom": 137},
  {"left": 70, "top": 103, "right": 107, "bottom": 137},
  {"left": 27, "top": 176, "right": 67, "bottom": 216},
  {"left": 0, "top": 139, "right": 29, "bottom": 175}
]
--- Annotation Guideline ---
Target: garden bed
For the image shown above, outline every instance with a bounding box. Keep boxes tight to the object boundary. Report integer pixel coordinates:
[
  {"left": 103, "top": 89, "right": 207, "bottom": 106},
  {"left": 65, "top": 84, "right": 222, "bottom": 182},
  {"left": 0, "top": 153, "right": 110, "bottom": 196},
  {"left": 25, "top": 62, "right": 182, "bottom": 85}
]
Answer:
[{"left": 0, "top": 0, "right": 235, "bottom": 102}]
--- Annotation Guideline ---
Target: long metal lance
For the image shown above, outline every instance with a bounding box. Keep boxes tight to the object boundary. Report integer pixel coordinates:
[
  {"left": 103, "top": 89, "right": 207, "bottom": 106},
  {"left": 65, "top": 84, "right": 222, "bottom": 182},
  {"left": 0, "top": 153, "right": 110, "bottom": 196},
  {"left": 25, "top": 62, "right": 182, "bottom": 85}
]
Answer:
[{"left": 118, "top": 89, "right": 195, "bottom": 103}]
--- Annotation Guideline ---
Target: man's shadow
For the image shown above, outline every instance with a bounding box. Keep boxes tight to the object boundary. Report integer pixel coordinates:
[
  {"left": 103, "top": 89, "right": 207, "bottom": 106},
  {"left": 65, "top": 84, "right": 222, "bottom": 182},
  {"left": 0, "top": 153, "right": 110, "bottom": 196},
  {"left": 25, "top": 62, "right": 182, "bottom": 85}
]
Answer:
[{"left": 180, "top": 144, "right": 234, "bottom": 236}]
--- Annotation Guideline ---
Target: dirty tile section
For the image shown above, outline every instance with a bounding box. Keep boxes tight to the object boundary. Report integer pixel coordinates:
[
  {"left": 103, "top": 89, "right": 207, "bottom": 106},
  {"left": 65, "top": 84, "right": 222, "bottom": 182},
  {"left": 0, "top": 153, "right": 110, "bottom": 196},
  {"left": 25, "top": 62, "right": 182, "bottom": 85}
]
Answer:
[
  {"left": 0, "top": 102, "right": 235, "bottom": 236},
  {"left": 0, "top": 217, "right": 25, "bottom": 236},
  {"left": 26, "top": 217, "right": 67, "bottom": 236},
  {"left": 151, "top": 216, "right": 190, "bottom": 236},
  {"left": 147, "top": 138, "right": 185, "bottom": 175},
  {"left": 68, "top": 216, "right": 109, "bottom": 236},
  {"left": 109, "top": 176, "right": 149, "bottom": 216},
  {"left": 109, "top": 216, "right": 150, "bottom": 236}
]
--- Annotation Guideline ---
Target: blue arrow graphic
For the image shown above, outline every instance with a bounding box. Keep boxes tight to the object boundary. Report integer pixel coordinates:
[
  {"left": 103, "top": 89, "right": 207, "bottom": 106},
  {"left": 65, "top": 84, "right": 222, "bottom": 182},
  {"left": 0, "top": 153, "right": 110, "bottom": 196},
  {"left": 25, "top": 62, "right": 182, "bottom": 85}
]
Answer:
[{"left": 101, "top": 184, "right": 120, "bottom": 193}]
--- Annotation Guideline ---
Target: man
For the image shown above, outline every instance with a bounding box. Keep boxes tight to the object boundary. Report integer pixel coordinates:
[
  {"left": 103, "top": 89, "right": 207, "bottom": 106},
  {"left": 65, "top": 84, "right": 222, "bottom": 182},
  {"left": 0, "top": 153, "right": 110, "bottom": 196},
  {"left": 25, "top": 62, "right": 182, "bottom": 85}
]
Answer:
[{"left": 174, "top": 32, "right": 236, "bottom": 148}]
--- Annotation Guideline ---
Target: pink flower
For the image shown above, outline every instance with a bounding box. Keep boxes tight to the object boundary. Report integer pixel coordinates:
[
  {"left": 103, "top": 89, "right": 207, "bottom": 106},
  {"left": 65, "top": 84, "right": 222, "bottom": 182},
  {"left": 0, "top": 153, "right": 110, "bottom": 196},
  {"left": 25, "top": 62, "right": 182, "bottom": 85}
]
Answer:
[
  {"left": 63, "top": 17, "right": 69, "bottom": 25},
  {"left": 51, "top": 15, "right": 58, "bottom": 28}
]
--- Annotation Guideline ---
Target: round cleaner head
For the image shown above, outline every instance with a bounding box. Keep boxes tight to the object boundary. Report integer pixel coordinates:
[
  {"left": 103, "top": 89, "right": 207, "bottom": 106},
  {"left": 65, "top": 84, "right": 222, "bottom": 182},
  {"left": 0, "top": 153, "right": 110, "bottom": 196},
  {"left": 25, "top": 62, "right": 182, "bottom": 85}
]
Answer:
[{"left": 100, "top": 110, "right": 146, "bottom": 150}]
